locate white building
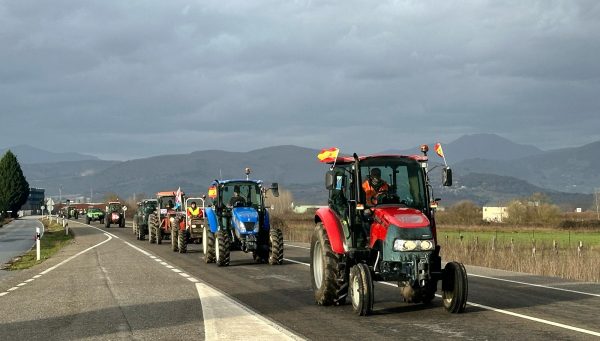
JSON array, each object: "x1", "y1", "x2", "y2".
[{"x1": 483, "y1": 206, "x2": 507, "y2": 222}]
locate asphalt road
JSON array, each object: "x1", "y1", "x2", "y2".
[
  {"x1": 1, "y1": 218, "x2": 599, "y2": 340},
  {"x1": 0, "y1": 217, "x2": 42, "y2": 275}
]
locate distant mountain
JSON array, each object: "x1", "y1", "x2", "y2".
[
  {"x1": 0, "y1": 145, "x2": 100, "y2": 164},
  {"x1": 454, "y1": 140, "x2": 600, "y2": 194},
  {"x1": 23, "y1": 145, "x2": 329, "y2": 204},
  {"x1": 383, "y1": 133, "x2": 543, "y2": 163},
  {"x1": 438, "y1": 172, "x2": 593, "y2": 210},
  {"x1": 20, "y1": 138, "x2": 599, "y2": 208}
]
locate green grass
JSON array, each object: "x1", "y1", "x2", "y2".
[
  {"x1": 437, "y1": 229, "x2": 600, "y2": 248},
  {"x1": 6, "y1": 219, "x2": 74, "y2": 270}
]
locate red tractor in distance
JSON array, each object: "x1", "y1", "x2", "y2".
[
  {"x1": 311, "y1": 145, "x2": 468, "y2": 316},
  {"x1": 148, "y1": 190, "x2": 186, "y2": 246}
]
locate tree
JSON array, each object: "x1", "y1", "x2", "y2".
[{"x1": 0, "y1": 151, "x2": 30, "y2": 218}]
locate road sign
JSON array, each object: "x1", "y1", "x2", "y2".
[
  {"x1": 123, "y1": 206, "x2": 128, "y2": 211},
  {"x1": 41, "y1": 206, "x2": 46, "y2": 210},
  {"x1": 46, "y1": 198, "x2": 55, "y2": 206}
]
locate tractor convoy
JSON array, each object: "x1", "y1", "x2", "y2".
[{"x1": 68, "y1": 143, "x2": 467, "y2": 318}]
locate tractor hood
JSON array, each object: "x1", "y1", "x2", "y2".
[
  {"x1": 232, "y1": 207, "x2": 259, "y2": 223},
  {"x1": 373, "y1": 206, "x2": 430, "y2": 229}
]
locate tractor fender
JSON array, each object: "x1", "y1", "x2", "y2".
[
  {"x1": 315, "y1": 207, "x2": 345, "y2": 254},
  {"x1": 204, "y1": 207, "x2": 219, "y2": 233}
]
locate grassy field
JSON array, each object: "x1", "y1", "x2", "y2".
[
  {"x1": 276, "y1": 213, "x2": 600, "y2": 282},
  {"x1": 6, "y1": 218, "x2": 74, "y2": 270}
]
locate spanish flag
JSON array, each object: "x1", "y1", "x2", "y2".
[
  {"x1": 208, "y1": 186, "x2": 217, "y2": 198},
  {"x1": 317, "y1": 147, "x2": 339, "y2": 163},
  {"x1": 434, "y1": 143, "x2": 444, "y2": 158}
]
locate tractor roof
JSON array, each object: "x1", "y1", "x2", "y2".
[
  {"x1": 156, "y1": 191, "x2": 185, "y2": 197},
  {"x1": 330, "y1": 154, "x2": 427, "y2": 165},
  {"x1": 212, "y1": 179, "x2": 263, "y2": 186}
]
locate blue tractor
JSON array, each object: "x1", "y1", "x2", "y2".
[{"x1": 203, "y1": 171, "x2": 283, "y2": 267}]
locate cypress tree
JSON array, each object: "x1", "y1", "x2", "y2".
[{"x1": 0, "y1": 150, "x2": 30, "y2": 218}]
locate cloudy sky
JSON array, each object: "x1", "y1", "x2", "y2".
[{"x1": 1, "y1": 0, "x2": 599, "y2": 160}]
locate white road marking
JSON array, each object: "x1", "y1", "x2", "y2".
[
  {"x1": 154, "y1": 258, "x2": 162, "y2": 262},
  {"x1": 195, "y1": 282, "x2": 305, "y2": 340},
  {"x1": 284, "y1": 258, "x2": 309, "y2": 266},
  {"x1": 187, "y1": 278, "x2": 199, "y2": 283},
  {"x1": 179, "y1": 273, "x2": 190, "y2": 278},
  {"x1": 33, "y1": 275, "x2": 42, "y2": 278},
  {"x1": 0, "y1": 292, "x2": 8, "y2": 297},
  {"x1": 7, "y1": 287, "x2": 18, "y2": 291},
  {"x1": 166, "y1": 265, "x2": 174, "y2": 269},
  {"x1": 40, "y1": 233, "x2": 112, "y2": 275},
  {"x1": 284, "y1": 243, "x2": 310, "y2": 250},
  {"x1": 160, "y1": 262, "x2": 168, "y2": 265},
  {"x1": 469, "y1": 274, "x2": 600, "y2": 298},
  {"x1": 171, "y1": 268, "x2": 182, "y2": 273},
  {"x1": 25, "y1": 279, "x2": 35, "y2": 283},
  {"x1": 288, "y1": 257, "x2": 600, "y2": 337},
  {"x1": 17, "y1": 283, "x2": 26, "y2": 287}
]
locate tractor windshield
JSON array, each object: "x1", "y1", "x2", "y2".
[
  {"x1": 108, "y1": 203, "x2": 121, "y2": 212},
  {"x1": 158, "y1": 196, "x2": 181, "y2": 211},
  {"x1": 360, "y1": 158, "x2": 426, "y2": 209},
  {"x1": 221, "y1": 182, "x2": 262, "y2": 208}
]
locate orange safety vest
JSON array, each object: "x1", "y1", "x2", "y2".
[
  {"x1": 187, "y1": 207, "x2": 202, "y2": 217},
  {"x1": 362, "y1": 179, "x2": 389, "y2": 205}
]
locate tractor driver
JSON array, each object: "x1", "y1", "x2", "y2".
[
  {"x1": 187, "y1": 201, "x2": 203, "y2": 218},
  {"x1": 362, "y1": 167, "x2": 389, "y2": 206},
  {"x1": 228, "y1": 186, "x2": 246, "y2": 207}
]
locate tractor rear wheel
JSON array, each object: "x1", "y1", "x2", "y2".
[
  {"x1": 203, "y1": 226, "x2": 216, "y2": 263},
  {"x1": 442, "y1": 262, "x2": 468, "y2": 313},
  {"x1": 86, "y1": 217, "x2": 90, "y2": 225},
  {"x1": 171, "y1": 222, "x2": 179, "y2": 252},
  {"x1": 156, "y1": 222, "x2": 163, "y2": 244},
  {"x1": 215, "y1": 231, "x2": 231, "y2": 267},
  {"x1": 120, "y1": 216, "x2": 125, "y2": 228},
  {"x1": 349, "y1": 263, "x2": 374, "y2": 316},
  {"x1": 311, "y1": 223, "x2": 346, "y2": 306},
  {"x1": 268, "y1": 228, "x2": 284, "y2": 265},
  {"x1": 105, "y1": 218, "x2": 110, "y2": 228},
  {"x1": 149, "y1": 214, "x2": 157, "y2": 244},
  {"x1": 178, "y1": 229, "x2": 187, "y2": 253}
]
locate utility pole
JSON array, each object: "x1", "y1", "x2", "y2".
[
  {"x1": 59, "y1": 184, "x2": 63, "y2": 203},
  {"x1": 594, "y1": 188, "x2": 600, "y2": 220}
]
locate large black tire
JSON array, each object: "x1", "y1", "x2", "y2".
[
  {"x1": 149, "y1": 214, "x2": 157, "y2": 244},
  {"x1": 203, "y1": 226, "x2": 216, "y2": 263},
  {"x1": 215, "y1": 230, "x2": 231, "y2": 267},
  {"x1": 310, "y1": 223, "x2": 347, "y2": 306},
  {"x1": 349, "y1": 263, "x2": 374, "y2": 316},
  {"x1": 268, "y1": 228, "x2": 284, "y2": 265},
  {"x1": 442, "y1": 262, "x2": 468, "y2": 313},
  {"x1": 171, "y1": 223, "x2": 179, "y2": 252},
  {"x1": 120, "y1": 216, "x2": 125, "y2": 228},
  {"x1": 105, "y1": 218, "x2": 110, "y2": 228},
  {"x1": 138, "y1": 224, "x2": 146, "y2": 241},
  {"x1": 178, "y1": 229, "x2": 187, "y2": 254},
  {"x1": 86, "y1": 217, "x2": 90, "y2": 225}
]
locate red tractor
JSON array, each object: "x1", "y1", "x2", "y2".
[
  {"x1": 148, "y1": 190, "x2": 186, "y2": 246},
  {"x1": 311, "y1": 146, "x2": 467, "y2": 315}
]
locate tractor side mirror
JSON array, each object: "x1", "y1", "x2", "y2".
[
  {"x1": 271, "y1": 183, "x2": 279, "y2": 197},
  {"x1": 443, "y1": 167, "x2": 452, "y2": 187}
]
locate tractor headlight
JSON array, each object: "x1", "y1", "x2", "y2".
[
  {"x1": 420, "y1": 240, "x2": 434, "y2": 251},
  {"x1": 393, "y1": 239, "x2": 434, "y2": 252},
  {"x1": 238, "y1": 221, "x2": 246, "y2": 232},
  {"x1": 169, "y1": 217, "x2": 175, "y2": 223}
]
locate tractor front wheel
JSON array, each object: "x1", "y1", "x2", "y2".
[
  {"x1": 171, "y1": 222, "x2": 179, "y2": 252},
  {"x1": 203, "y1": 226, "x2": 215, "y2": 263},
  {"x1": 268, "y1": 228, "x2": 284, "y2": 265},
  {"x1": 86, "y1": 217, "x2": 90, "y2": 225},
  {"x1": 138, "y1": 224, "x2": 146, "y2": 241},
  {"x1": 310, "y1": 223, "x2": 346, "y2": 306},
  {"x1": 442, "y1": 261, "x2": 468, "y2": 313},
  {"x1": 215, "y1": 231, "x2": 231, "y2": 267},
  {"x1": 178, "y1": 229, "x2": 187, "y2": 253},
  {"x1": 349, "y1": 263, "x2": 374, "y2": 316}
]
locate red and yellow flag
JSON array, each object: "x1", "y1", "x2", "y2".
[
  {"x1": 317, "y1": 147, "x2": 339, "y2": 163},
  {"x1": 207, "y1": 186, "x2": 217, "y2": 198},
  {"x1": 434, "y1": 143, "x2": 444, "y2": 158}
]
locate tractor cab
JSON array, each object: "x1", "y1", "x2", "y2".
[{"x1": 148, "y1": 190, "x2": 186, "y2": 245}]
